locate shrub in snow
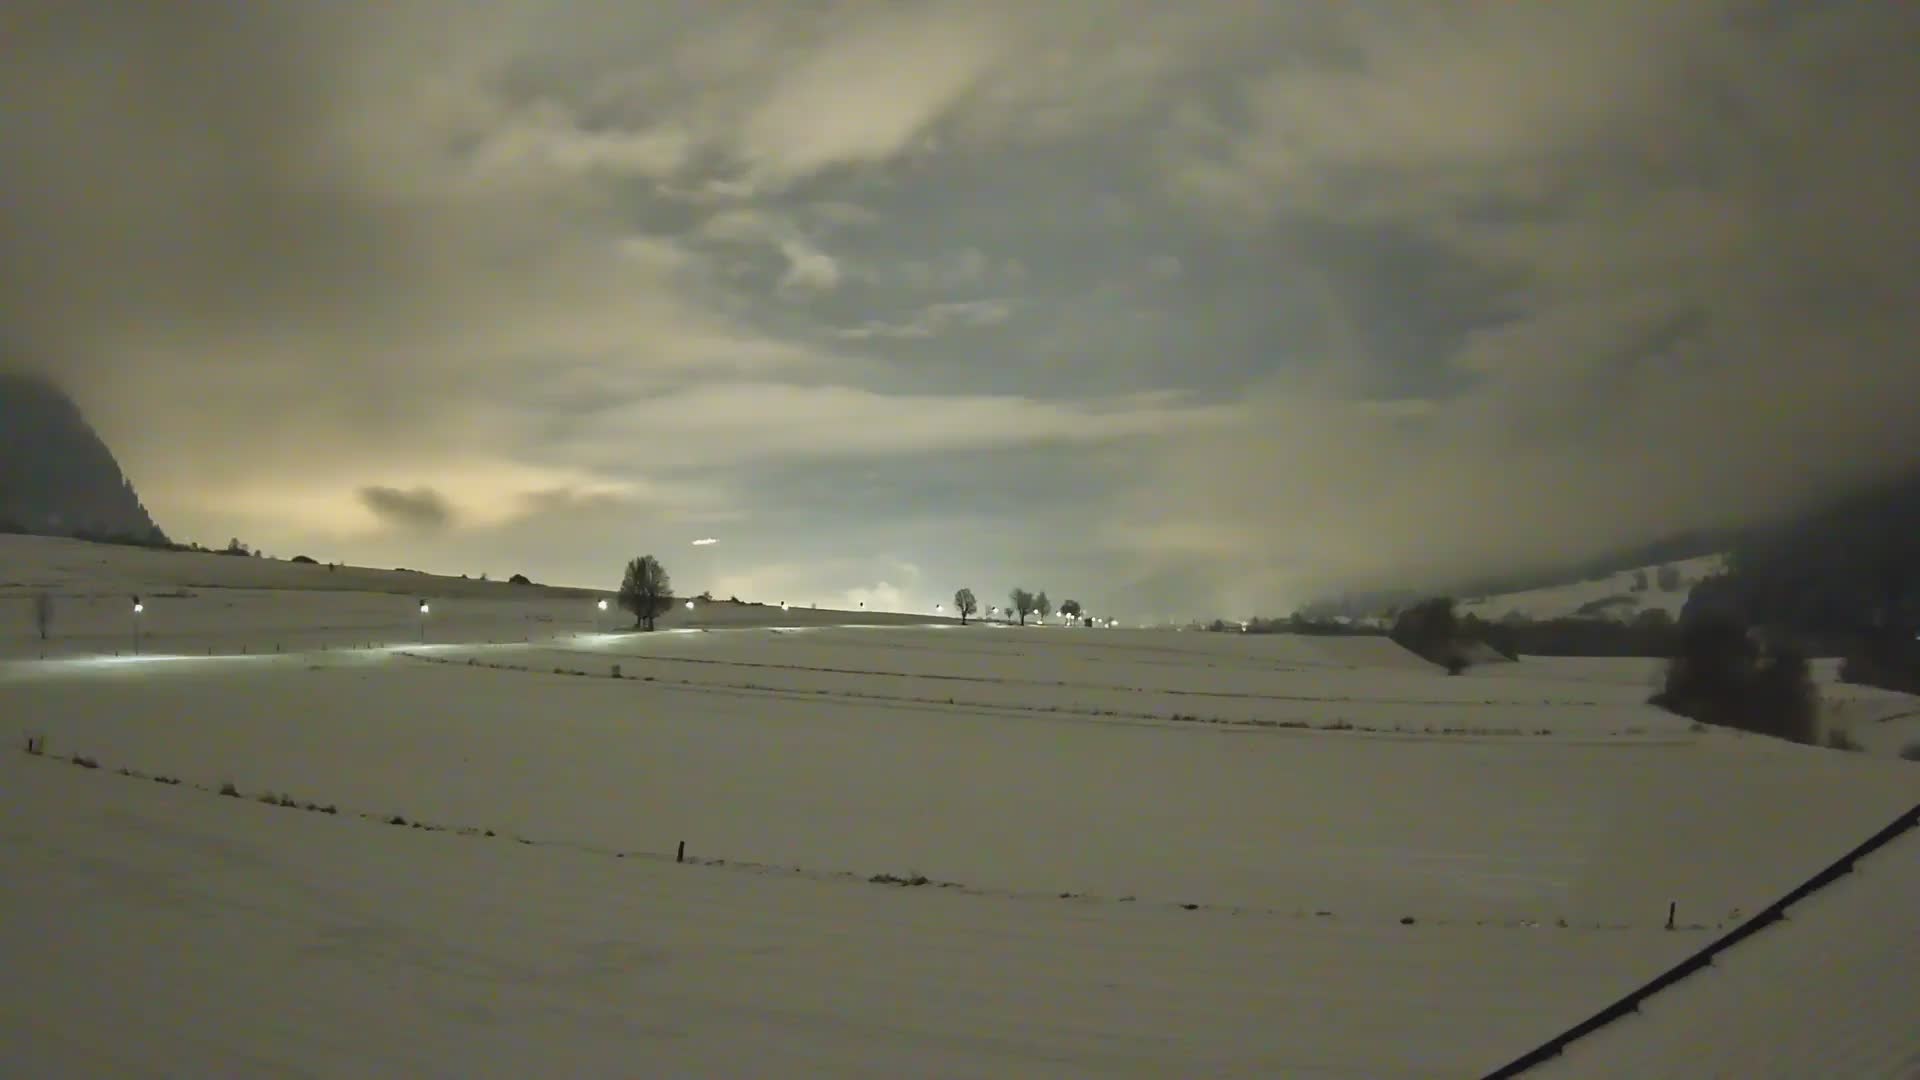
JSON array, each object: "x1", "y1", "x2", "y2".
[
  {"x1": 1650, "y1": 617, "x2": 1817, "y2": 744},
  {"x1": 1392, "y1": 597, "x2": 1475, "y2": 672},
  {"x1": 870, "y1": 872, "x2": 930, "y2": 887}
]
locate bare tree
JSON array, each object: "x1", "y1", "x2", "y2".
[
  {"x1": 953, "y1": 587, "x2": 978, "y2": 624},
  {"x1": 619, "y1": 555, "x2": 673, "y2": 631},
  {"x1": 33, "y1": 592, "x2": 53, "y2": 640},
  {"x1": 1008, "y1": 587, "x2": 1034, "y2": 626}
]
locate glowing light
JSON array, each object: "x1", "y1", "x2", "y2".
[{"x1": 61, "y1": 652, "x2": 272, "y2": 667}]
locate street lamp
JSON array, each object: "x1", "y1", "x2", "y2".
[{"x1": 131, "y1": 596, "x2": 143, "y2": 655}]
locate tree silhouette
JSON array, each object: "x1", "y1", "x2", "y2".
[
  {"x1": 1008, "y1": 587, "x2": 1034, "y2": 626},
  {"x1": 619, "y1": 555, "x2": 673, "y2": 631}
]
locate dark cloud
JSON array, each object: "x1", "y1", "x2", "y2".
[
  {"x1": 3, "y1": 2, "x2": 1916, "y2": 619},
  {"x1": 360, "y1": 487, "x2": 456, "y2": 532}
]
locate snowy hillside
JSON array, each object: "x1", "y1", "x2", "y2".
[
  {"x1": 1461, "y1": 554, "x2": 1728, "y2": 623},
  {"x1": 3, "y1": 537, "x2": 1915, "y2": 1076}
]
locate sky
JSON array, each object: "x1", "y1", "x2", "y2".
[{"x1": 3, "y1": 2, "x2": 1918, "y2": 622}]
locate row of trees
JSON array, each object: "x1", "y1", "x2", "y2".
[
  {"x1": 614, "y1": 554, "x2": 1097, "y2": 633},
  {"x1": 1676, "y1": 472, "x2": 1919, "y2": 693},
  {"x1": 951, "y1": 587, "x2": 1084, "y2": 626},
  {"x1": 1382, "y1": 592, "x2": 1821, "y2": 742},
  {"x1": 1384, "y1": 599, "x2": 1689, "y2": 667}
]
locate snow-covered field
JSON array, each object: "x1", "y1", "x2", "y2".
[
  {"x1": 1534, "y1": 815, "x2": 1920, "y2": 1079},
  {"x1": 3, "y1": 536, "x2": 1916, "y2": 1077}
]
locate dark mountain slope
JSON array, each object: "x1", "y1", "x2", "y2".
[{"x1": 0, "y1": 372, "x2": 168, "y2": 544}]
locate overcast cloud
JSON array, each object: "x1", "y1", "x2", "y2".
[{"x1": 3, "y1": 2, "x2": 1916, "y2": 619}]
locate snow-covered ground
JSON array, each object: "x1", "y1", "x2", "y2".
[
  {"x1": 1531, "y1": 818, "x2": 1920, "y2": 1079},
  {"x1": 1460, "y1": 554, "x2": 1726, "y2": 624},
  {"x1": 3, "y1": 535, "x2": 1915, "y2": 1076},
  {"x1": 0, "y1": 533, "x2": 957, "y2": 660}
]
